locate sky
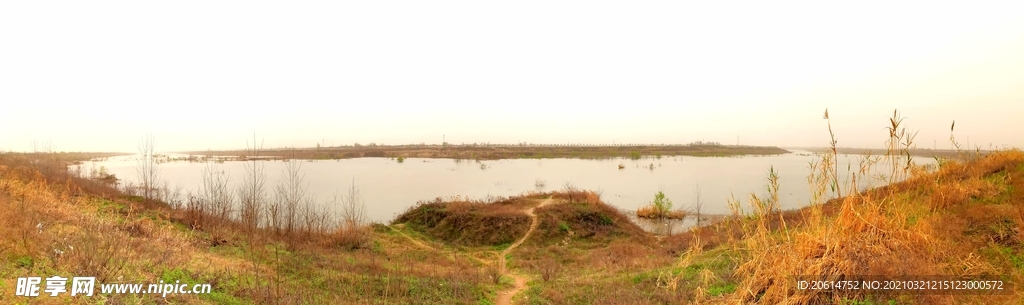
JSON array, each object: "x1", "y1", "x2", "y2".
[{"x1": 1, "y1": 1, "x2": 1022, "y2": 153}]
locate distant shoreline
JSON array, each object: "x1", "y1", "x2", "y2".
[
  {"x1": 788, "y1": 147, "x2": 992, "y2": 158},
  {"x1": 9, "y1": 145, "x2": 997, "y2": 162},
  {"x1": 177, "y1": 144, "x2": 791, "y2": 160}
]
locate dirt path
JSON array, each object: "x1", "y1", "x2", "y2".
[
  {"x1": 388, "y1": 224, "x2": 492, "y2": 265},
  {"x1": 389, "y1": 198, "x2": 556, "y2": 305},
  {"x1": 389, "y1": 224, "x2": 437, "y2": 252},
  {"x1": 496, "y1": 197, "x2": 555, "y2": 305}
]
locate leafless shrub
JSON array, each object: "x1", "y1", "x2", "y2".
[
  {"x1": 169, "y1": 184, "x2": 184, "y2": 209},
  {"x1": 322, "y1": 180, "x2": 370, "y2": 249},
  {"x1": 184, "y1": 192, "x2": 206, "y2": 230},
  {"x1": 136, "y1": 134, "x2": 161, "y2": 200},
  {"x1": 267, "y1": 200, "x2": 283, "y2": 235},
  {"x1": 537, "y1": 256, "x2": 561, "y2": 282},
  {"x1": 301, "y1": 198, "x2": 331, "y2": 236},
  {"x1": 562, "y1": 182, "x2": 581, "y2": 203},
  {"x1": 325, "y1": 225, "x2": 370, "y2": 250},
  {"x1": 30, "y1": 140, "x2": 65, "y2": 182},
  {"x1": 119, "y1": 181, "x2": 140, "y2": 197},
  {"x1": 68, "y1": 218, "x2": 131, "y2": 282}
]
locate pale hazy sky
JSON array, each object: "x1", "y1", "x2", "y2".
[{"x1": 2, "y1": 1, "x2": 1022, "y2": 153}]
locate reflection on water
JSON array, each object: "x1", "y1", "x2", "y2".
[
  {"x1": 630, "y1": 215, "x2": 692, "y2": 236},
  {"x1": 79, "y1": 151, "x2": 934, "y2": 233},
  {"x1": 627, "y1": 213, "x2": 730, "y2": 235}
]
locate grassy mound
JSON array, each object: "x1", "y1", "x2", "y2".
[
  {"x1": 530, "y1": 189, "x2": 653, "y2": 247},
  {"x1": 392, "y1": 196, "x2": 534, "y2": 247}
]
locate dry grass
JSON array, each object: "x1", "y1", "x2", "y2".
[
  {"x1": 0, "y1": 153, "x2": 494, "y2": 304},
  {"x1": 636, "y1": 205, "x2": 686, "y2": 220},
  {"x1": 0, "y1": 154, "x2": 222, "y2": 303},
  {"x1": 704, "y1": 110, "x2": 1024, "y2": 304}
]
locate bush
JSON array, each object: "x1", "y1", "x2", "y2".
[
  {"x1": 653, "y1": 191, "x2": 672, "y2": 215},
  {"x1": 326, "y1": 226, "x2": 371, "y2": 250},
  {"x1": 637, "y1": 191, "x2": 685, "y2": 219}
]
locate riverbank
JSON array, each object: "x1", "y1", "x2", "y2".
[{"x1": 790, "y1": 147, "x2": 992, "y2": 159}]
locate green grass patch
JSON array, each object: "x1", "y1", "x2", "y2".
[
  {"x1": 15, "y1": 255, "x2": 33, "y2": 268},
  {"x1": 201, "y1": 291, "x2": 245, "y2": 305},
  {"x1": 492, "y1": 242, "x2": 512, "y2": 251},
  {"x1": 121, "y1": 195, "x2": 145, "y2": 203},
  {"x1": 477, "y1": 296, "x2": 495, "y2": 305},
  {"x1": 371, "y1": 240, "x2": 384, "y2": 254},
  {"x1": 521, "y1": 283, "x2": 548, "y2": 305},
  {"x1": 631, "y1": 269, "x2": 661, "y2": 284},
  {"x1": 208, "y1": 244, "x2": 246, "y2": 258},
  {"x1": 160, "y1": 267, "x2": 199, "y2": 285},
  {"x1": 499, "y1": 275, "x2": 514, "y2": 286},
  {"x1": 96, "y1": 198, "x2": 127, "y2": 213},
  {"x1": 170, "y1": 220, "x2": 193, "y2": 233},
  {"x1": 980, "y1": 171, "x2": 1013, "y2": 204},
  {"x1": 708, "y1": 282, "x2": 736, "y2": 296},
  {"x1": 980, "y1": 244, "x2": 1024, "y2": 272}
]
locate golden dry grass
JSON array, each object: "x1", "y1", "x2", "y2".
[
  {"x1": 0, "y1": 154, "x2": 250, "y2": 304},
  {"x1": 699, "y1": 110, "x2": 1024, "y2": 304},
  {"x1": 636, "y1": 205, "x2": 686, "y2": 220}
]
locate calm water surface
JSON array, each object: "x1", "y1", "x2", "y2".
[{"x1": 80, "y1": 151, "x2": 934, "y2": 232}]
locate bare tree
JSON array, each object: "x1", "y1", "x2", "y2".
[
  {"x1": 692, "y1": 183, "x2": 703, "y2": 227},
  {"x1": 274, "y1": 159, "x2": 308, "y2": 236},
  {"x1": 237, "y1": 134, "x2": 267, "y2": 232},
  {"x1": 236, "y1": 133, "x2": 268, "y2": 299},
  {"x1": 200, "y1": 162, "x2": 234, "y2": 223},
  {"x1": 164, "y1": 184, "x2": 185, "y2": 210},
  {"x1": 30, "y1": 139, "x2": 66, "y2": 181},
  {"x1": 32, "y1": 139, "x2": 53, "y2": 154},
  {"x1": 136, "y1": 134, "x2": 161, "y2": 200},
  {"x1": 337, "y1": 178, "x2": 366, "y2": 230},
  {"x1": 301, "y1": 196, "x2": 330, "y2": 236},
  {"x1": 267, "y1": 195, "x2": 283, "y2": 235}
]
